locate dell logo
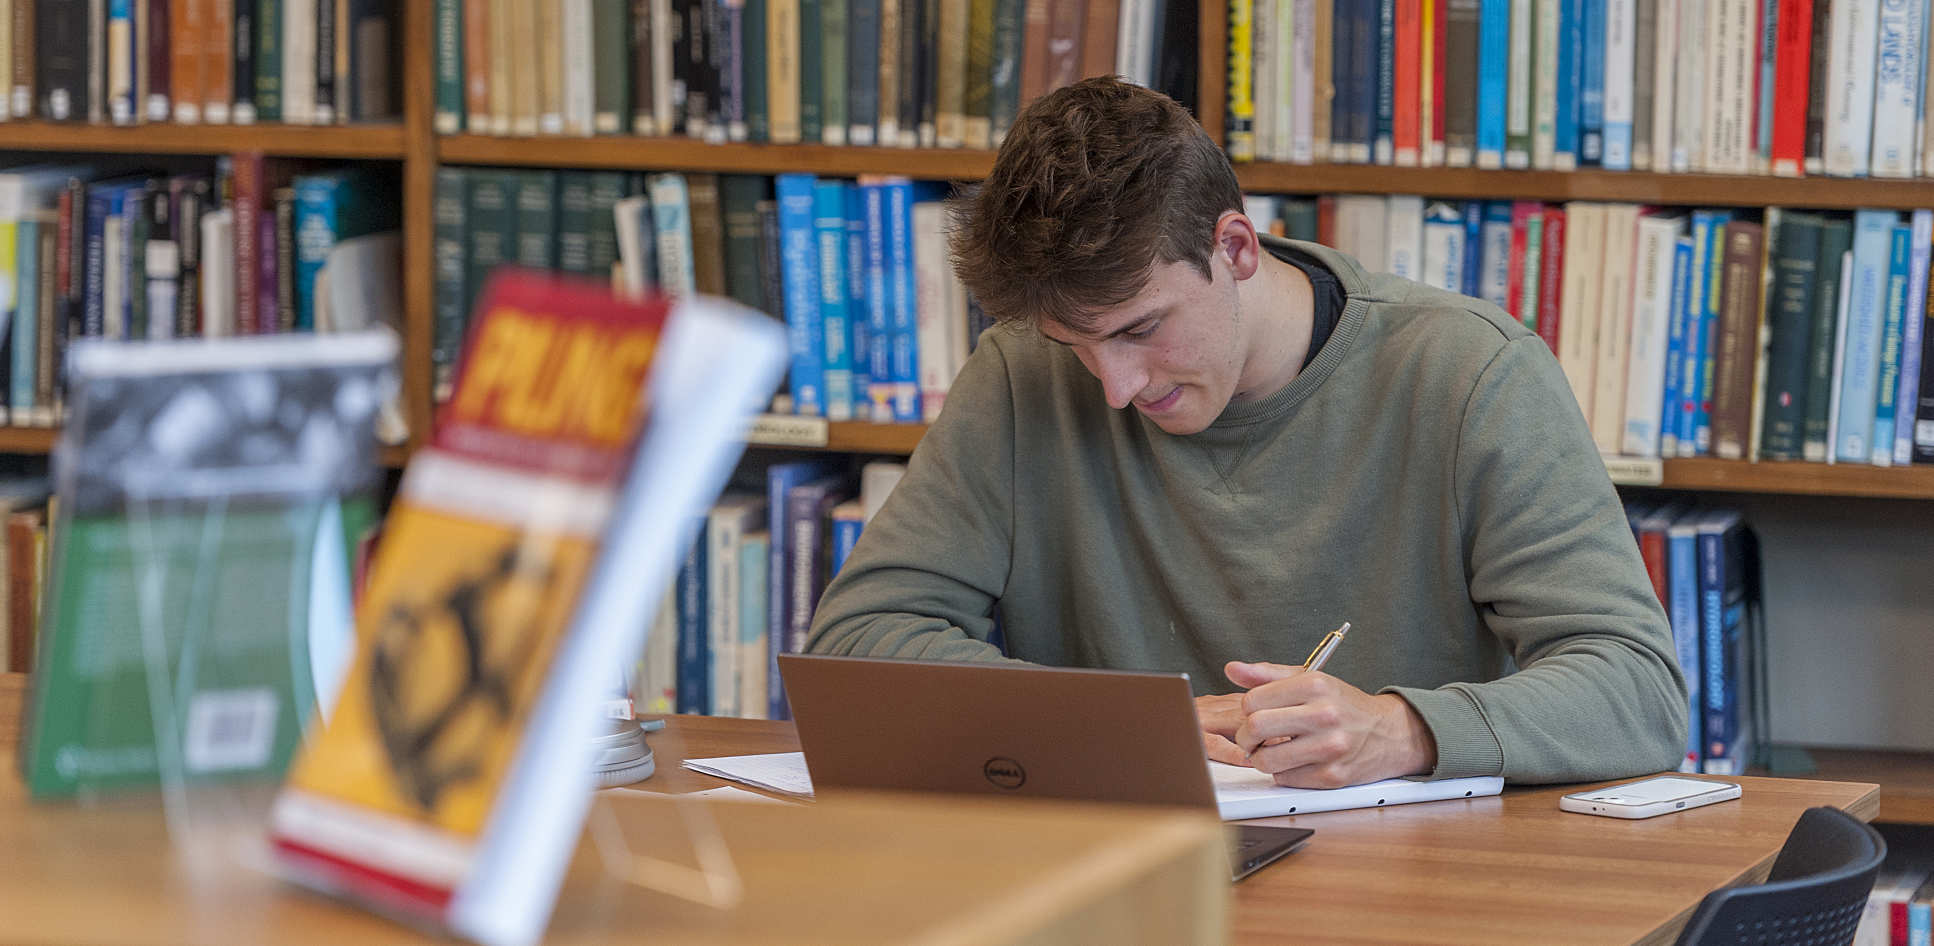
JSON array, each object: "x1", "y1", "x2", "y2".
[{"x1": 983, "y1": 757, "x2": 1027, "y2": 790}]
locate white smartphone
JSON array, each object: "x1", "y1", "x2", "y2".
[{"x1": 1559, "y1": 776, "x2": 1743, "y2": 819}]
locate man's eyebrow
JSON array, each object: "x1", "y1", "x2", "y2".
[{"x1": 1041, "y1": 308, "x2": 1167, "y2": 346}]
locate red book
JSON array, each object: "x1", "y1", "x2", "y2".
[
  {"x1": 1429, "y1": 0, "x2": 1448, "y2": 164},
  {"x1": 1536, "y1": 206, "x2": 1567, "y2": 356},
  {"x1": 1316, "y1": 195, "x2": 1337, "y2": 247},
  {"x1": 1506, "y1": 202, "x2": 1536, "y2": 322},
  {"x1": 1771, "y1": 0, "x2": 1815, "y2": 176},
  {"x1": 1394, "y1": 0, "x2": 1422, "y2": 165}
]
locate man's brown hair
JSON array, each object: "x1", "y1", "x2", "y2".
[{"x1": 949, "y1": 77, "x2": 1244, "y2": 330}]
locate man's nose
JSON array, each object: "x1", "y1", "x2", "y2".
[{"x1": 1090, "y1": 346, "x2": 1148, "y2": 411}]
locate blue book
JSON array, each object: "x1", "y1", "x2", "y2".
[
  {"x1": 1677, "y1": 211, "x2": 1724, "y2": 454},
  {"x1": 812, "y1": 180, "x2": 856, "y2": 420},
  {"x1": 1475, "y1": 0, "x2": 1511, "y2": 166},
  {"x1": 1374, "y1": 0, "x2": 1397, "y2": 163},
  {"x1": 1555, "y1": 0, "x2": 1581, "y2": 165},
  {"x1": 1690, "y1": 216, "x2": 1731, "y2": 454},
  {"x1": 1872, "y1": 223, "x2": 1912, "y2": 464},
  {"x1": 1601, "y1": 0, "x2": 1632, "y2": 169},
  {"x1": 1836, "y1": 210, "x2": 1898, "y2": 463},
  {"x1": 13, "y1": 218, "x2": 39, "y2": 416},
  {"x1": 784, "y1": 473, "x2": 854, "y2": 673},
  {"x1": 1578, "y1": 0, "x2": 1605, "y2": 165},
  {"x1": 1696, "y1": 509, "x2": 1752, "y2": 777},
  {"x1": 1895, "y1": 210, "x2": 1932, "y2": 464},
  {"x1": 844, "y1": 183, "x2": 872, "y2": 418},
  {"x1": 861, "y1": 179, "x2": 891, "y2": 418},
  {"x1": 884, "y1": 178, "x2": 920, "y2": 422},
  {"x1": 775, "y1": 173, "x2": 826, "y2": 417},
  {"x1": 1658, "y1": 235, "x2": 1695, "y2": 458},
  {"x1": 765, "y1": 460, "x2": 838, "y2": 720},
  {"x1": 676, "y1": 517, "x2": 711, "y2": 715},
  {"x1": 1478, "y1": 201, "x2": 1514, "y2": 310},
  {"x1": 1460, "y1": 201, "x2": 1486, "y2": 298},
  {"x1": 1423, "y1": 202, "x2": 1466, "y2": 290},
  {"x1": 1652, "y1": 504, "x2": 1700, "y2": 773},
  {"x1": 293, "y1": 169, "x2": 401, "y2": 332},
  {"x1": 81, "y1": 182, "x2": 125, "y2": 340},
  {"x1": 830, "y1": 502, "x2": 864, "y2": 576},
  {"x1": 1330, "y1": 0, "x2": 1355, "y2": 160},
  {"x1": 1756, "y1": 0, "x2": 1778, "y2": 166}
]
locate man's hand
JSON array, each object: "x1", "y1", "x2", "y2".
[
  {"x1": 1193, "y1": 692, "x2": 1251, "y2": 767},
  {"x1": 1224, "y1": 661, "x2": 1438, "y2": 789}
]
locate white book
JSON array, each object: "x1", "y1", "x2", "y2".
[
  {"x1": 1824, "y1": 0, "x2": 1882, "y2": 176},
  {"x1": 1602, "y1": 0, "x2": 1637, "y2": 169},
  {"x1": 860, "y1": 461, "x2": 907, "y2": 521},
  {"x1": 562, "y1": 0, "x2": 596, "y2": 137},
  {"x1": 1384, "y1": 196, "x2": 1425, "y2": 281},
  {"x1": 198, "y1": 209, "x2": 236, "y2": 338},
  {"x1": 1254, "y1": 0, "x2": 1277, "y2": 161},
  {"x1": 1623, "y1": 213, "x2": 1685, "y2": 457},
  {"x1": 1593, "y1": 204, "x2": 1640, "y2": 452},
  {"x1": 1869, "y1": 0, "x2": 1925, "y2": 177},
  {"x1": 1339, "y1": 196, "x2": 1388, "y2": 273},
  {"x1": 1506, "y1": 0, "x2": 1535, "y2": 168},
  {"x1": 1651, "y1": 0, "x2": 1679, "y2": 173},
  {"x1": 1836, "y1": 210, "x2": 1896, "y2": 462},
  {"x1": 102, "y1": 215, "x2": 126, "y2": 339},
  {"x1": 1923, "y1": 12, "x2": 1934, "y2": 176},
  {"x1": 1290, "y1": 0, "x2": 1316, "y2": 162},
  {"x1": 1673, "y1": 0, "x2": 1705, "y2": 171},
  {"x1": 284, "y1": 0, "x2": 319, "y2": 125},
  {"x1": 1117, "y1": 0, "x2": 1158, "y2": 86},
  {"x1": 1274, "y1": 0, "x2": 1295, "y2": 160},
  {"x1": 708, "y1": 496, "x2": 766, "y2": 719},
  {"x1": 1244, "y1": 195, "x2": 1281, "y2": 232},
  {"x1": 647, "y1": 174, "x2": 695, "y2": 297},
  {"x1": 612, "y1": 196, "x2": 653, "y2": 296},
  {"x1": 1533, "y1": 0, "x2": 1561, "y2": 169},
  {"x1": 1558, "y1": 203, "x2": 1605, "y2": 425},
  {"x1": 913, "y1": 201, "x2": 957, "y2": 421},
  {"x1": 1421, "y1": 202, "x2": 1468, "y2": 292},
  {"x1": 1700, "y1": 0, "x2": 1739, "y2": 173}
]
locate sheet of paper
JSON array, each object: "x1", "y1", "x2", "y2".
[{"x1": 682, "y1": 752, "x2": 816, "y2": 797}]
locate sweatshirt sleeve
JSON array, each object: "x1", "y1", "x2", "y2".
[
  {"x1": 804, "y1": 334, "x2": 1022, "y2": 663},
  {"x1": 1388, "y1": 335, "x2": 1689, "y2": 784}
]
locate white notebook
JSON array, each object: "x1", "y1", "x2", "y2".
[{"x1": 685, "y1": 752, "x2": 1505, "y2": 821}]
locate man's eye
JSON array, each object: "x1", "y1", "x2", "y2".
[{"x1": 1125, "y1": 321, "x2": 1160, "y2": 339}]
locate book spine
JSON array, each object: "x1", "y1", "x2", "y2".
[
  {"x1": 1822, "y1": 0, "x2": 1878, "y2": 176},
  {"x1": 1395, "y1": 0, "x2": 1421, "y2": 164},
  {"x1": 232, "y1": 0, "x2": 256, "y2": 122},
  {"x1": 740, "y1": 0, "x2": 765, "y2": 139},
  {"x1": 1622, "y1": 216, "x2": 1674, "y2": 457},
  {"x1": 877, "y1": 0, "x2": 901, "y2": 143},
  {"x1": 1804, "y1": 218, "x2": 1853, "y2": 459},
  {"x1": 1227, "y1": 0, "x2": 1254, "y2": 158},
  {"x1": 1754, "y1": 0, "x2": 1777, "y2": 170},
  {"x1": 431, "y1": 168, "x2": 466, "y2": 401},
  {"x1": 555, "y1": 172, "x2": 593, "y2": 276},
  {"x1": 12, "y1": 218, "x2": 38, "y2": 415},
  {"x1": 585, "y1": 171, "x2": 625, "y2": 280},
  {"x1": 1771, "y1": 0, "x2": 1815, "y2": 174},
  {"x1": 1895, "y1": 210, "x2": 1930, "y2": 463},
  {"x1": 860, "y1": 179, "x2": 889, "y2": 414},
  {"x1": 1630, "y1": 0, "x2": 1655, "y2": 168},
  {"x1": 9, "y1": 0, "x2": 31, "y2": 116},
  {"x1": 676, "y1": 521, "x2": 710, "y2": 715},
  {"x1": 1690, "y1": 213, "x2": 1730, "y2": 454},
  {"x1": 1579, "y1": 0, "x2": 1604, "y2": 163},
  {"x1": 1591, "y1": 205, "x2": 1635, "y2": 451},
  {"x1": 1870, "y1": 221, "x2": 1910, "y2": 464},
  {"x1": 1350, "y1": 0, "x2": 1377, "y2": 160},
  {"x1": 1658, "y1": 234, "x2": 1693, "y2": 456},
  {"x1": 1697, "y1": 521, "x2": 1747, "y2": 776},
  {"x1": 1442, "y1": 0, "x2": 1478, "y2": 164},
  {"x1": 1536, "y1": 204, "x2": 1566, "y2": 355},
  {"x1": 775, "y1": 173, "x2": 824, "y2": 416},
  {"x1": 782, "y1": 486, "x2": 823, "y2": 662},
  {"x1": 1477, "y1": 200, "x2": 1512, "y2": 311},
  {"x1": 266, "y1": 190, "x2": 287, "y2": 333},
  {"x1": 849, "y1": 0, "x2": 881, "y2": 144},
  {"x1": 768, "y1": 0, "x2": 801, "y2": 141},
  {"x1": 1506, "y1": 201, "x2": 1532, "y2": 322},
  {"x1": 1311, "y1": 0, "x2": 1333, "y2": 158},
  {"x1": 1603, "y1": 0, "x2": 1635, "y2": 168},
  {"x1": 884, "y1": 178, "x2": 919, "y2": 421},
  {"x1": 813, "y1": 180, "x2": 854, "y2": 420},
  {"x1": 1475, "y1": 0, "x2": 1508, "y2": 166},
  {"x1": 1375, "y1": 0, "x2": 1397, "y2": 163},
  {"x1": 432, "y1": 0, "x2": 461, "y2": 130},
  {"x1": 648, "y1": 172, "x2": 694, "y2": 292},
  {"x1": 1868, "y1": 0, "x2": 1921, "y2": 177},
  {"x1": 1710, "y1": 220, "x2": 1766, "y2": 460},
  {"x1": 907, "y1": 0, "x2": 932, "y2": 145},
  {"x1": 463, "y1": 171, "x2": 512, "y2": 321},
  {"x1": 1803, "y1": 0, "x2": 1830, "y2": 171},
  {"x1": 843, "y1": 185, "x2": 870, "y2": 407},
  {"x1": 1760, "y1": 214, "x2": 1821, "y2": 460},
  {"x1": 509, "y1": 170, "x2": 559, "y2": 271},
  {"x1": 720, "y1": 175, "x2": 768, "y2": 312},
  {"x1": 1834, "y1": 209, "x2": 1894, "y2": 461},
  {"x1": 463, "y1": 0, "x2": 489, "y2": 130},
  {"x1": 1531, "y1": 0, "x2": 1558, "y2": 167}
]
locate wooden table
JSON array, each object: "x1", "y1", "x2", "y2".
[{"x1": 650, "y1": 715, "x2": 1879, "y2": 946}]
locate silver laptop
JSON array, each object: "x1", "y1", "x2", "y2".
[{"x1": 777, "y1": 653, "x2": 1313, "y2": 881}]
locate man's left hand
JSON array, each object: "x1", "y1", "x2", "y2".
[{"x1": 1225, "y1": 661, "x2": 1438, "y2": 789}]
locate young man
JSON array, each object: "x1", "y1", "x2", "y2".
[{"x1": 806, "y1": 77, "x2": 1686, "y2": 788}]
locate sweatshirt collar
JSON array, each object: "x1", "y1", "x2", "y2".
[{"x1": 1207, "y1": 237, "x2": 1372, "y2": 429}]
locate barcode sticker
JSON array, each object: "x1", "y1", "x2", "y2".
[{"x1": 184, "y1": 688, "x2": 279, "y2": 774}]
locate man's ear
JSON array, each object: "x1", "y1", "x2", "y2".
[{"x1": 1215, "y1": 210, "x2": 1264, "y2": 282}]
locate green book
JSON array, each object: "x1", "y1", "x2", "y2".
[
  {"x1": 587, "y1": 172, "x2": 629, "y2": 280},
  {"x1": 1760, "y1": 212, "x2": 1823, "y2": 461},
  {"x1": 19, "y1": 339, "x2": 391, "y2": 800},
  {"x1": 800, "y1": 0, "x2": 823, "y2": 140},
  {"x1": 1802, "y1": 216, "x2": 1854, "y2": 461},
  {"x1": 720, "y1": 175, "x2": 768, "y2": 313},
  {"x1": 743, "y1": 0, "x2": 770, "y2": 141},
  {"x1": 962, "y1": 0, "x2": 994, "y2": 148},
  {"x1": 432, "y1": 167, "x2": 469, "y2": 400},
  {"x1": 433, "y1": 0, "x2": 461, "y2": 131},
  {"x1": 592, "y1": 0, "x2": 631, "y2": 133},
  {"x1": 557, "y1": 172, "x2": 595, "y2": 276},
  {"x1": 257, "y1": 0, "x2": 285, "y2": 122},
  {"x1": 513, "y1": 170, "x2": 560, "y2": 271},
  {"x1": 127, "y1": 182, "x2": 152, "y2": 341},
  {"x1": 465, "y1": 171, "x2": 518, "y2": 319},
  {"x1": 822, "y1": 0, "x2": 848, "y2": 143}
]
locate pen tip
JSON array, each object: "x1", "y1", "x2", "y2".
[{"x1": 1337, "y1": 622, "x2": 1351, "y2": 636}]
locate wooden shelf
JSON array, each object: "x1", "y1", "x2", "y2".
[
  {"x1": 1755, "y1": 748, "x2": 1934, "y2": 825},
  {"x1": 437, "y1": 135, "x2": 996, "y2": 179},
  {"x1": 1645, "y1": 458, "x2": 1934, "y2": 500},
  {"x1": 1234, "y1": 163, "x2": 1934, "y2": 211},
  {"x1": 744, "y1": 414, "x2": 929, "y2": 454},
  {"x1": 0, "y1": 428, "x2": 56, "y2": 453},
  {"x1": 0, "y1": 121, "x2": 407, "y2": 159}
]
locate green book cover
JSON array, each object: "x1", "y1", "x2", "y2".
[
  {"x1": 1801, "y1": 217, "x2": 1854, "y2": 461},
  {"x1": 465, "y1": 171, "x2": 518, "y2": 321},
  {"x1": 720, "y1": 174, "x2": 768, "y2": 313},
  {"x1": 256, "y1": 0, "x2": 283, "y2": 121},
  {"x1": 1760, "y1": 212, "x2": 1822, "y2": 461},
  {"x1": 513, "y1": 170, "x2": 560, "y2": 271},
  {"x1": 19, "y1": 339, "x2": 392, "y2": 799},
  {"x1": 821, "y1": 0, "x2": 848, "y2": 143},
  {"x1": 800, "y1": 0, "x2": 824, "y2": 140},
  {"x1": 962, "y1": 0, "x2": 995, "y2": 148},
  {"x1": 432, "y1": 167, "x2": 469, "y2": 400},
  {"x1": 592, "y1": 0, "x2": 631, "y2": 133},
  {"x1": 744, "y1": 0, "x2": 770, "y2": 141},
  {"x1": 127, "y1": 183, "x2": 151, "y2": 341},
  {"x1": 557, "y1": 172, "x2": 595, "y2": 276},
  {"x1": 587, "y1": 172, "x2": 629, "y2": 280},
  {"x1": 433, "y1": 0, "x2": 462, "y2": 131}
]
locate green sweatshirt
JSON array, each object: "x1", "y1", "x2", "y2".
[{"x1": 808, "y1": 238, "x2": 1688, "y2": 784}]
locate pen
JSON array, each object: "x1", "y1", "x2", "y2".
[{"x1": 1302, "y1": 622, "x2": 1351, "y2": 673}]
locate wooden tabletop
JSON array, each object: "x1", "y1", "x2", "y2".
[{"x1": 653, "y1": 714, "x2": 1878, "y2": 946}]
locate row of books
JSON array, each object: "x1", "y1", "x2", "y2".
[
  {"x1": 0, "y1": 0, "x2": 401, "y2": 125},
  {"x1": 1227, "y1": 0, "x2": 1934, "y2": 179},
  {"x1": 1858, "y1": 866, "x2": 1934, "y2": 946},
  {"x1": 1250, "y1": 192, "x2": 1934, "y2": 465},
  {"x1": 435, "y1": 166, "x2": 985, "y2": 423},
  {"x1": 430, "y1": 0, "x2": 1194, "y2": 147},
  {"x1": 1622, "y1": 500, "x2": 1762, "y2": 778},
  {"x1": 0, "y1": 159, "x2": 404, "y2": 438},
  {"x1": 630, "y1": 459, "x2": 905, "y2": 719}
]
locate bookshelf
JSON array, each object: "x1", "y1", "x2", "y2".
[{"x1": 3, "y1": 0, "x2": 1929, "y2": 827}]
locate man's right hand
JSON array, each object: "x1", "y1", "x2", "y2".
[{"x1": 1194, "y1": 693, "x2": 1251, "y2": 767}]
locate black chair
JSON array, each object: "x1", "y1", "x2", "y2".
[{"x1": 1673, "y1": 806, "x2": 1888, "y2": 946}]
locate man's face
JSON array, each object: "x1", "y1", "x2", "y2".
[{"x1": 1037, "y1": 257, "x2": 1246, "y2": 436}]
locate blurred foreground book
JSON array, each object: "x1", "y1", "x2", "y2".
[{"x1": 269, "y1": 270, "x2": 786, "y2": 946}]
